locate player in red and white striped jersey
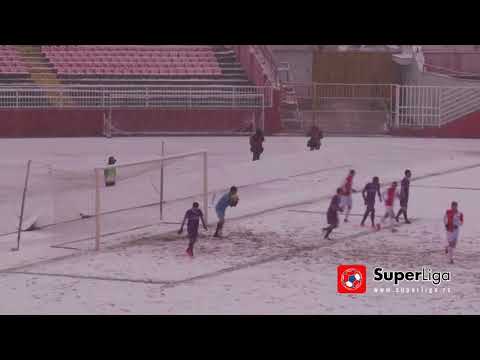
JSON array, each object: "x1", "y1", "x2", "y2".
[
  {"x1": 377, "y1": 181, "x2": 400, "y2": 232},
  {"x1": 340, "y1": 169, "x2": 357, "y2": 223},
  {"x1": 444, "y1": 201, "x2": 464, "y2": 264}
]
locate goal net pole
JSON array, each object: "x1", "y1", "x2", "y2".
[
  {"x1": 103, "y1": 108, "x2": 112, "y2": 138},
  {"x1": 203, "y1": 151, "x2": 208, "y2": 224},
  {"x1": 95, "y1": 167, "x2": 102, "y2": 251},
  {"x1": 160, "y1": 141, "x2": 165, "y2": 221},
  {"x1": 261, "y1": 93, "x2": 265, "y2": 132},
  {"x1": 14, "y1": 159, "x2": 32, "y2": 251}
]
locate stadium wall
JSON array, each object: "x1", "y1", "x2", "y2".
[
  {"x1": 401, "y1": 60, "x2": 480, "y2": 86},
  {"x1": 270, "y1": 45, "x2": 314, "y2": 82},
  {"x1": 0, "y1": 109, "x2": 103, "y2": 137},
  {"x1": 424, "y1": 51, "x2": 480, "y2": 74},
  {"x1": 313, "y1": 51, "x2": 399, "y2": 84},
  {"x1": 391, "y1": 111, "x2": 480, "y2": 138},
  {"x1": 0, "y1": 107, "x2": 281, "y2": 137}
]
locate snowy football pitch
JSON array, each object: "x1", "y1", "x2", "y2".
[{"x1": 0, "y1": 136, "x2": 479, "y2": 314}]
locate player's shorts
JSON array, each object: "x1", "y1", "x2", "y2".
[
  {"x1": 327, "y1": 210, "x2": 339, "y2": 226},
  {"x1": 215, "y1": 207, "x2": 226, "y2": 221},
  {"x1": 447, "y1": 229, "x2": 459, "y2": 247},
  {"x1": 384, "y1": 206, "x2": 395, "y2": 217},
  {"x1": 341, "y1": 195, "x2": 352, "y2": 209},
  {"x1": 251, "y1": 147, "x2": 264, "y2": 154},
  {"x1": 187, "y1": 224, "x2": 199, "y2": 238},
  {"x1": 365, "y1": 202, "x2": 376, "y2": 211}
]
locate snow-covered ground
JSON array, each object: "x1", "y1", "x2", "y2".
[{"x1": 0, "y1": 136, "x2": 479, "y2": 314}]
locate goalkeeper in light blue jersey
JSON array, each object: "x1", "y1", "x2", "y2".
[{"x1": 214, "y1": 186, "x2": 239, "y2": 238}]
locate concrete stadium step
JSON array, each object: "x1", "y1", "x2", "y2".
[{"x1": 15, "y1": 45, "x2": 71, "y2": 106}]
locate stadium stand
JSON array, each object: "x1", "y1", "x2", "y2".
[
  {"x1": 0, "y1": 45, "x2": 282, "y2": 137},
  {"x1": 0, "y1": 46, "x2": 31, "y2": 83},
  {"x1": 40, "y1": 45, "x2": 251, "y2": 86},
  {"x1": 0, "y1": 45, "x2": 252, "y2": 87}
]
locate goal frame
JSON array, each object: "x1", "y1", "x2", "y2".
[{"x1": 93, "y1": 150, "x2": 208, "y2": 251}]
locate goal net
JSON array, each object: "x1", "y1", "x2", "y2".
[
  {"x1": 102, "y1": 91, "x2": 266, "y2": 137},
  {"x1": 0, "y1": 151, "x2": 208, "y2": 251}
]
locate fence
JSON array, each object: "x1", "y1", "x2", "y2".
[
  {"x1": 283, "y1": 82, "x2": 480, "y2": 129},
  {"x1": 395, "y1": 86, "x2": 480, "y2": 128},
  {"x1": 252, "y1": 45, "x2": 279, "y2": 86},
  {"x1": 0, "y1": 85, "x2": 273, "y2": 109},
  {"x1": 281, "y1": 83, "x2": 394, "y2": 129},
  {"x1": 232, "y1": 45, "x2": 278, "y2": 87},
  {"x1": 2, "y1": 83, "x2": 480, "y2": 129}
]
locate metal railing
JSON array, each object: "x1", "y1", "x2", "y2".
[
  {"x1": 395, "y1": 85, "x2": 480, "y2": 128},
  {"x1": 282, "y1": 82, "x2": 480, "y2": 129},
  {"x1": 0, "y1": 85, "x2": 273, "y2": 109},
  {"x1": 253, "y1": 45, "x2": 279, "y2": 86},
  {"x1": 281, "y1": 82, "x2": 393, "y2": 100},
  {"x1": 439, "y1": 86, "x2": 480, "y2": 125},
  {"x1": 232, "y1": 45, "x2": 279, "y2": 87},
  {"x1": 2, "y1": 82, "x2": 480, "y2": 128},
  {"x1": 278, "y1": 83, "x2": 394, "y2": 131},
  {"x1": 395, "y1": 86, "x2": 441, "y2": 128}
]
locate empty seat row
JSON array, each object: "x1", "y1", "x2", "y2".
[
  {"x1": 45, "y1": 52, "x2": 215, "y2": 58},
  {"x1": 49, "y1": 56, "x2": 218, "y2": 63},
  {"x1": 44, "y1": 48, "x2": 213, "y2": 51},
  {"x1": 42, "y1": 46, "x2": 212, "y2": 52},
  {"x1": 56, "y1": 68, "x2": 222, "y2": 75},
  {"x1": 0, "y1": 55, "x2": 22, "y2": 60},
  {"x1": 55, "y1": 65, "x2": 221, "y2": 72},
  {"x1": 0, "y1": 60, "x2": 24, "y2": 65},
  {"x1": 51, "y1": 61, "x2": 218, "y2": 68},
  {"x1": 0, "y1": 68, "x2": 28, "y2": 74}
]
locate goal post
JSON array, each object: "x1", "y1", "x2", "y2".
[{"x1": 93, "y1": 150, "x2": 208, "y2": 250}]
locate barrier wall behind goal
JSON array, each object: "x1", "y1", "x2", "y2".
[{"x1": 0, "y1": 106, "x2": 281, "y2": 137}]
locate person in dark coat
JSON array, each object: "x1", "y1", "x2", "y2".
[
  {"x1": 250, "y1": 128, "x2": 265, "y2": 161},
  {"x1": 307, "y1": 125, "x2": 323, "y2": 151}
]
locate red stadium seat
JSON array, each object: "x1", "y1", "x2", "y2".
[{"x1": 41, "y1": 45, "x2": 229, "y2": 82}]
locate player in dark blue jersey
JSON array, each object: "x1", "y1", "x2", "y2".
[
  {"x1": 395, "y1": 169, "x2": 412, "y2": 224},
  {"x1": 178, "y1": 202, "x2": 208, "y2": 257},
  {"x1": 361, "y1": 176, "x2": 382, "y2": 227},
  {"x1": 322, "y1": 188, "x2": 344, "y2": 240}
]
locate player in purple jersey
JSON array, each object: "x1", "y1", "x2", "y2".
[
  {"x1": 395, "y1": 169, "x2": 412, "y2": 224},
  {"x1": 178, "y1": 202, "x2": 208, "y2": 257},
  {"x1": 322, "y1": 188, "x2": 344, "y2": 240},
  {"x1": 360, "y1": 176, "x2": 382, "y2": 227}
]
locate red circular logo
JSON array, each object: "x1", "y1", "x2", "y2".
[{"x1": 340, "y1": 268, "x2": 363, "y2": 291}]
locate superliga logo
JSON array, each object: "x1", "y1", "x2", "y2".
[
  {"x1": 337, "y1": 265, "x2": 452, "y2": 295},
  {"x1": 337, "y1": 265, "x2": 367, "y2": 294}
]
